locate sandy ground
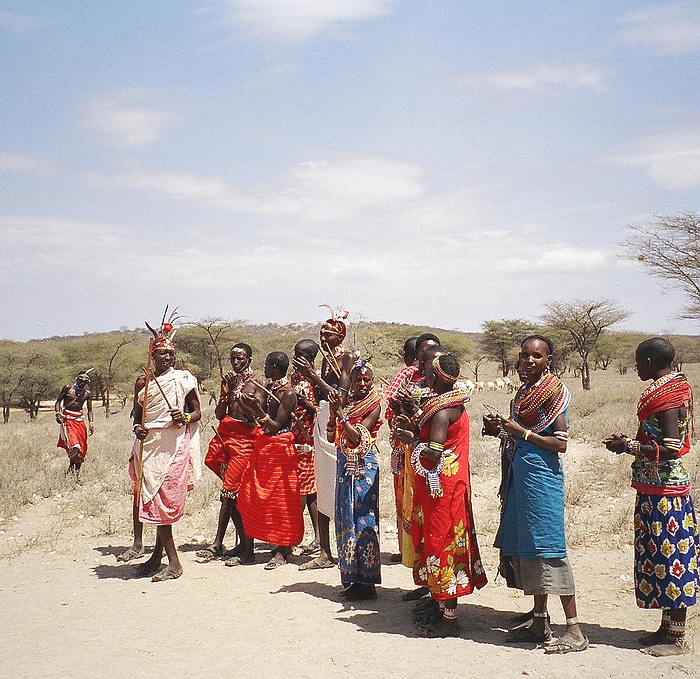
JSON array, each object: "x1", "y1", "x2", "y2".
[{"x1": 1, "y1": 443, "x2": 699, "y2": 679}]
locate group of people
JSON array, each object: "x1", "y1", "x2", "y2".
[{"x1": 55, "y1": 312, "x2": 699, "y2": 654}]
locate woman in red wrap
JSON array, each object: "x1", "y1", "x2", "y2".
[
  {"x1": 235, "y1": 352, "x2": 304, "y2": 570},
  {"x1": 394, "y1": 353, "x2": 487, "y2": 637}
]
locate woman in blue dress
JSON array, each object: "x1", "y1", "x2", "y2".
[{"x1": 484, "y1": 335, "x2": 588, "y2": 653}]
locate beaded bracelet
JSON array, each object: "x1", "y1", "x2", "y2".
[
  {"x1": 522, "y1": 429, "x2": 532, "y2": 441},
  {"x1": 411, "y1": 442, "x2": 446, "y2": 498},
  {"x1": 340, "y1": 424, "x2": 372, "y2": 478}
]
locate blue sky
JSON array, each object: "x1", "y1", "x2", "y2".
[{"x1": 2, "y1": 1, "x2": 700, "y2": 340}]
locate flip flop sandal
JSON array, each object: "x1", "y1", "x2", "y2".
[
  {"x1": 298, "y1": 556, "x2": 336, "y2": 571},
  {"x1": 117, "y1": 547, "x2": 145, "y2": 562},
  {"x1": 151, "y1": 566, "x2": 183, "y2": 582},
  {"x1": 224, "y1": 556, "x2": 255, "y2": 567},
  {"x1": 544, "y1": 636, "x2": 589, "y2": 654},
  {"x1": 264, "y1": 554, "x2": 287, "y2": 570},
  {"x1": 505, "y1": 624, "x2": 553, "y2": 644},
  {"x1": 195, "y1": 546, "x2": 225, "y2": 561}
]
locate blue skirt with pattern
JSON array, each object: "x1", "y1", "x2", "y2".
[
  {"x1": 335, "y1": 445, "x2": 381, "y2": 586},
  {"x1": 634, "y1": 492, "x2": 700, "y2": 609}
]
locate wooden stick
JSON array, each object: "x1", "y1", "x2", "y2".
[
  {"x1": 142, "y1": 367, "x2": 174, "y2": 410},
  {"x1": 250, "y1": 379, "x2": 280, "y2": 403},
  {"x1": 319, "y1": 342, "x2": 342, "y2": 379},
  {"x1": 137, "y1": 338, "x2": 154, "y2": 503},
  {"x1": 250, "y1": 379, "x2": 300, "y2": 426}
]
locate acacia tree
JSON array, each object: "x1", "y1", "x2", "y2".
[
  {"x1": 481, "y1": 319, "x2": 537, "y2": 376},
  {"x1": 625, "y1": 213, "x2": 700, "y2": 319},
  {"x1": 18, "y1": 343, "x2": 64, "y2": 419},
  {"x1": 542, "y1": 299, "x2": 629, "y2": 390},
  {"x1": 0, "y1": 342, "x2": 43, "y2": 422}
]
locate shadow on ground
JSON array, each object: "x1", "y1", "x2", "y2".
[{"x1": 273, "y1": 581, "x2": 647, "y2": 649}]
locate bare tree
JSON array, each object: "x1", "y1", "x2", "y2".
[
  {"x1": 465, "y1": 353, "x2": 488, "y2": 381},
  {"x1": 542, "y1": 299, "x2": 629, "y2": 390},
  {"x1": 192, "y1": 318, "x2": 238, "y2": 379},
  {"x1": 103, "y1": 333, "x2": 139, "y2": 417},
  {"x1": 625, "y1": 213, "x2": 700, "y2": 319}
]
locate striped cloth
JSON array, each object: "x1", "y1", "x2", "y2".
[{"x1": 238, "y1": 429, "x2": 304, "y2": 547}]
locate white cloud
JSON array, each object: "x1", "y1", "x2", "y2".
[
  {"x1": 463, "y1": 63, "x2": 613, "y2": 93},
  {"x1": 499, "y1": 245, "x2": 610, "y2": 273},
  {"x1": 82, "y1": 155, "x2": 425, "y2": 222},
  {"x1": 224, "y1": 0, "x2": 393, "y2": 42},
  {"x1": 0, "y1": 11, "x2": 46, "y2": 31},
  {"x1": 288, "y1": 156, "x2": 424, "y2": 221},
  {"x1": 0, "y1": 151, "x2": 54, "y2": 174},
  {"x1": 618, "y1": 2, "x2": 700, "y2": 54},
  {"x1": 608, "y1": 129, "x2": 700, "y2": 190},
  {"x1": 83, "y1": 90, "x2": 177, "y2": 148}
]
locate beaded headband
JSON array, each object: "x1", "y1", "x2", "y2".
[{"x1": 432, "y1": 355, "x2": 457, "y2": 385}]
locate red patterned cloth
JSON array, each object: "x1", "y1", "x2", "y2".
[
  {"x1": 204, "y1": 416, "x2": 257, "y2": 498},
  {"x1": 56, "y1": 410, "x2": 88, "y2": 461},
  {"x1": 238, "y1": 430, "x2": 304, "y2": 547},
  {"x1": 411, "y1": 410, "x2": 487, "y2": 600}
]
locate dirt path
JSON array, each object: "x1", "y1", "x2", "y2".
[{"x1": 1, "y1": 518, "x2": 697, "y2": 679}]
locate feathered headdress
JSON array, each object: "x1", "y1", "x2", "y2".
[
  {"x1": 319, "y1": 304, "x2": 349, "y2": 341},
  {"x1": 146, "y1": 305, "x2": 180, "y2": 353}
]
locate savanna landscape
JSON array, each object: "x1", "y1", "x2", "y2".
[{"x1": 1, "y1": 320, "x2": 699, "y2": 679}]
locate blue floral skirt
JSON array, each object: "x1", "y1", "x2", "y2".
[
  {"x1": 335, "y1": 445, "x2": 381, "y2": 586},
  {"x1": 634, "y1": 492, "x2": 700, "y2": 609}
]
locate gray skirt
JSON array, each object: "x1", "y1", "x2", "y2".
[{"x1": 511, "y1": 556, "x2": 576, "y2": 596}]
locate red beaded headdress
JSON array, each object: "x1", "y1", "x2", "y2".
[
  {"x1": 319, "y1": 304, "x2": 348, "y2": 341},
  {"x1": 146, "y1": 306, "x2": 180, "y2": 353},
  {"x1": 432, "y1": 354, "x2": 458, "y2": 386}
]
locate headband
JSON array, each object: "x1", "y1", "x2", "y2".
[{"x1": 432, "y1": 355, "x2": 457, "y2": 385}]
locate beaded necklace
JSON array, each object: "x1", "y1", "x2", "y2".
[{"x1": 512, "y1": 372, "x2": 569, "y2": 432}]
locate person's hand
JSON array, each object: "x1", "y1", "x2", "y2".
[
  {"x1": 88, "y1": 423, "x2": 95, "y2": 436},
  {"x1": 55, "y1": 412, "x2": 64, "y2": 424},
  {"x1": 292, "y1": 355, "x2": 314, "y2": 378},
  {"x1": 603, "y1": 433, "x2": 627, "y2": 454},
  {"x1": 133, "y1": 424, "x2": 149, "y2": 441},
  {"x1": 500, "y1": 417, "x2": 526, "y2": 439},
  {"x1": 223, "y1": 371, "x2": 235, "y2": 384},
  {"x1": 327, "y1": 389, "x2": 344, "y2": 418},
  {"x1": 481, "y1": 414, "x2": 501, "y2": 437},
  {"x1": 170, "y1": 409, "x2": 187, "y2": 427},
  {"x1": 393, "y1": 414, "x2": 416, "y2": 443},
  {"x1": 239, "y1": 393, "x2": 263, "y2": 418}
]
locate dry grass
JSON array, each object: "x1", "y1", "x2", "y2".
[{"x1": 1, "y1": 362, "x2": 698, "y2": 557}]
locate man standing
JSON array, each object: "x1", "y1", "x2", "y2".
[
  {"x1": 291, "y1": 339, "x2": 321, "y2": 554},
  {"x1": 55, "y1": 371, "x2": 94, "y2": 478},
  {"x1": 130, "y1": 333, "x2": 202, "y2": 582},
  {"x1": 235, "y1": 352, "x2": 303, "y2": 569},
  {"x1": 198, "y1": 343, "x2": 259, "y2": 562},
  {"x1": 293, "y1": 310, "x2": 356, "y2": 570}
]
